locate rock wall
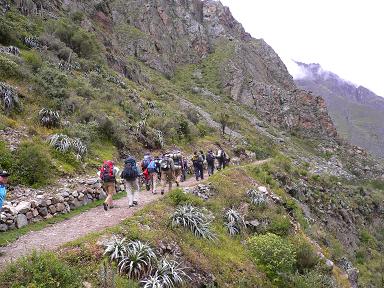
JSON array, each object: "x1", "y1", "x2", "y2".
[{"x1": 0, "y1": 178, "x2": 124, "y2": 232}]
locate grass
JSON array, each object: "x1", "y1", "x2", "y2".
[{"x1": 0, "y1": 191, "x2": 127, "y2": 247}]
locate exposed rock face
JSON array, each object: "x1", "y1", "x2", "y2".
[{"x1": 295, "y1": 62, "x2": 384, "y2": 157}]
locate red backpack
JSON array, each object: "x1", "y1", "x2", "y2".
[{"x1": 100, "y1": 160, "x2": 115, "y2": 182}]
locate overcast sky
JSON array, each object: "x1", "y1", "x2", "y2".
[{"x1": 220, "y1": 0, "x2": 384, "y2": 96}]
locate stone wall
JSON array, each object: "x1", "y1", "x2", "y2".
[{"x1": 0, "y1": 178, "x2": 124, "y2": 232}]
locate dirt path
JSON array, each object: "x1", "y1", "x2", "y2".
[{"x1": 0, "y1": 175, "x2": 200, "y2": 268}]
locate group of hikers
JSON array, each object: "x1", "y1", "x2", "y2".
[{"x1": 99, "y1": 145, "x2": 229, "y2": 211}]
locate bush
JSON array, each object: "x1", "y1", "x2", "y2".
[
  {"x1": 0, "y1": 251, "x2": 81, "y2": 288},
  {"x1": 0, "y1": 55, "x2": 22, "y2": 80},
  {"x1": 248, "y1": 233, "x2": 296, "y2": 279},
  {"x1": 287, "y1": 270, "x2": 335, "y2": 288},
  {"x1": 14, "y1": 140, "x2": 54, "y2": 187},
  {"x1": 0, "y1": 141, "x2": 13, "y2": 171},
  {"x1": 21, "y1": 50, "x2": 42, "y2": 72},
  {"x1": 292, "y1": 237, "x2": 319, "y2": 273},
  {"x1": 168, "y1": 189, "x2": 204, "y2": 206},
  {"x1": 268, "y1": 214, "x2": 292, "y2": 236},
  {"x1": 35, "y1": 66, "x2": 68, "y2": 99}
]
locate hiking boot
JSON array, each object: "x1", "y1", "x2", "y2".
[
  {"x1": 146, "y1": 184, "x2": 150, "y2": 191},
  {"x1": 103, "y1": 203, "x2": 108, "y2": 211},
  {"x1": 133, "y1": 201, "x2": 138, "y2": 206},
  {"x1": 129, "y1": 204, "x2": 134, "y2": 208},
  {"x1": 176, "y1": 181, "x2": 180, "y2": 187},
  {"x1": 152, "y1": 191, "x2": 157, "y2": 194},
  {"x1": 161, "y1": 190, "x2": 164, "y2": 195}
]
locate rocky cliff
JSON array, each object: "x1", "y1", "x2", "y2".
[{"x1": 295, "y1": 62, "x2": 384, "y2": 158}]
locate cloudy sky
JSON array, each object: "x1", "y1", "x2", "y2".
[{"x1": 220, "y1": 0, "x2": 384, "y2": 96}]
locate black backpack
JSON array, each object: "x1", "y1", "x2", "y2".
[
  {"x1": 206, "y1": 153, "x2": 214, "y2": 164},
  {"x1": 121, "y1": 158, "x2": 138, "y2": 180}
]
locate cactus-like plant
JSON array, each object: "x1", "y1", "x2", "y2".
[
  {"x1": 39, "y1": 108, "x2": 60, "y2": 128},
  {"x1": 49, "y1": 134, "x2": 71, "y2": 153},
  {"x1": 103, "y1": 235, "x2": 127, "y2": 262},
  {"x1": 141, "y1": 273, "x2": 163, "y2": 288},
  {"x1": 118, "y1": 240, "x2": 157, "y2": 279},
  {"x1": 0, "y1": 83, "x2": 20, "y2": 113},
  {"x1": 247, "y1": 189, "x2": 267, "y2": 205},
  {"x1": 225, "y1": 208, "x2": 245, "y2": 236},
  {"x1": 71, "y1": 137, "x2": 87, "y2": 159},
  {"x1": 171, "y1": 204, "x2": 215, "y2": 240}
]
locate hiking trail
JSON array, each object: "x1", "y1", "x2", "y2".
[{"x1": 0, "y1": 160, "x2": 270, "y2": 268}]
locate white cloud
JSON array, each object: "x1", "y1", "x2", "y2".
[{"x1": 219, "y1": 0, "x2": 384, "y2": 96}]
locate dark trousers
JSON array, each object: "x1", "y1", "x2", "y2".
[
  {"x1": 208, "y1": 163, "x2": 214, "y2": 176},
  {"x1": 194, "y1": 164, "x2": 204, "y2": 180}
]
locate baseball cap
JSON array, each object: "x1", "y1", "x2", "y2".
[{"x1": 0, "y1": 170, "x2": 10, "y2": 177}]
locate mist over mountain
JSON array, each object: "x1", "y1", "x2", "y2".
[{"x1": 294, "y1": 61, "x2": 384, "y2": 158}]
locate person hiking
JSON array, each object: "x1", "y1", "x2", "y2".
[
  {"x1": 192, "y1": 151, "x2": 204, "y2": 181},
  {"x1": 0, "y1": 170, "x2": 10, "y2": 210},
  {"x1": 216, "y1": 145, "x2": 226, "y2": 170},
  {"x1": 206, "y1": 150, "x2": 215, "y2": 176},
  {"x1": 181, "y1": 156, "x2": 188, "y2": 182},
  {"x1": 146, "y1": 157, "x2": 159, "y2": 194},
  {"x1": 172, "y1": 150, "x2": 183, "y2": 187},
  {"x1": 141, "y1": 152, "x2": 152, "y2": 191},
  {"x1": 99, "y1": 160, "x2": 120, "y2": 211},
  {"x1": 121, "y1": 156, "x2": 141, "y2": 208},
  {"x1": 160, "y1": 153, "x2": 175, "y2": 195}
]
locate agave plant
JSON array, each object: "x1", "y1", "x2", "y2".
[
  {"x1": 71, "y1": 137, "x2": 87, "y2": 159},
  {"x1": 156, "y1": 258, "x2": 189, "y2": 287},
  {"x1": 39, "y1": 108, "x2": 60, "y2": 128},
  {"x1": 141, "y1": 273, "x2": 163, "y2": 288},
  {"x1": 0, "y1": 83, "x2": 20, "y2": 113},
  {"x1": 225, "y1": 208, "x2": 245, "y2": 236},
  {"x1": 247, "y1": 189, "x2": 267, "y2": 205},
  {"x1": 103, "y1": 235, "x2": 128, "y2": 262},
  {"x1": 171, "y1": 204, "x2": 216, "y2": 240},
  {"x1": 49, "y1": 134, "x2": 72, "y2": 153},
  {"x1": 118, "y1": 240, "x2": 157, "y2": 279}
]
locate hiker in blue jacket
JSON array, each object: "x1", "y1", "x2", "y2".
[{"x1": 0, "y1": 170, "x2": 10, "y2": 209}]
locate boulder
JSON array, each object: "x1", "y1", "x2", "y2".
[
  {"x1": 38, "y1": 207, "x2": 48, "y2": 217},
  {"x1": 258, "y1": 186, "x2": 268, "y2": 193},
  {"x1": 26, "y1": 211, "x2": 33, "y2": 220},
  {"x1": 56, "y1": 203, "x2": 65, "y2": 212},
  {"x1": 16, "y1": 214, "x2": 28, "y2": 228},
  {"x1": 0, "y1": 224, "x2": 8, "y2": 232},
  {"x1": 15, "y1": 201, "x2": 31, "y2": 214},
  {"x1": 49, "y1": 205, "x2": 57, "y2": 214}
]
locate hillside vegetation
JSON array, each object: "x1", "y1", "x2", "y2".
[{"x1": 0, "y1": 1, "x2": 383, "y2": 287}]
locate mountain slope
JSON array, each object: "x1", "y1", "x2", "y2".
[{"x1": 294, "y1": 62, "x2": 384, "y2": 158}]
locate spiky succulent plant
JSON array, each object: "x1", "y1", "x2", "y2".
[
  {"x1": 103, "y1": 235, "x2": 128, "y2": 262},
  {"x1": 171, "y1": 204, "x2": 215, "y2": 240},
  {"x1": 39, "y1": 108, "x2": 60, "y2": 128},
  {"x1": 247, "y1": 189, "x2": 267, "y2": 205},
  {"x1": 225, "y1": 208, "x2": 245, "y2": 236},
  {"x1": 0, "y1": 83, "x2": 20, "y2": 113},
  {"x1": 118, "y1": 240, "x2": 157, "y2": 279}
]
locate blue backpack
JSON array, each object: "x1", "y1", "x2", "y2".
[
  {"x1": 147, "y1": 160, "x2": 157, "y2": 173},
  {"x1": 121, "y1": 158, "x2": 139, "y2": 180}
]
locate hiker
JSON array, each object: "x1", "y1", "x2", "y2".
[
  {"x1": 216, "y1": 145, "x2": 227, "y2": 170},
  {"x1": 146, "y1": 157, "x2": 159, "y2": 194},
  {"x1": 206, "y1": 150, "x2": 215, "y2": 176},
  {"x1": 181, "y1": 157, "x2": 188, "y2": 182},
  {"x1": 121, "y1": 156, "x2": 141, "y2": 208},
  {"x1": 172, "y1": 150, "x2": 183, "y2": 187},
  {"x1": 99, "y1": 160, "x2": 120, "y2": 211},
  {"x1": 0, "y1": 170, "x2": 10, "y2": 210},
  {"x1": 160, "y1": 153, "x2": 175, "y2": 194},
  {"x1": 141, "y1": 152, "x2": 152, "y2": 191},
  {"x1": 192, "y1": 151, "x2": 204, "y2": 181}
]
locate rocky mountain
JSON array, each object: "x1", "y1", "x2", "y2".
[
  {"x1": 295, "y1": 62, "x2": 384, "y2": 158},
  {"x1": 0, "y1": 1, "x2": 383, "y2": 287}
]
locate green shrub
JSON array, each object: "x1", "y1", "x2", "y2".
[
  {"x1": 14, "y1": 140, "x2": 55, "y2": 187},
  {"x1": 35, "y1": 65, "x2": 68, "y2": 99},
  {"x1": 287, "y1": 270, "x2": 335, "y2": 288},
  {"x1": 168, "y1": 189, "x2": 204, "y2": 206},
  {"x1": 0, "y1": 251, "x2": 81, "y2": 288},
  {"x1": 268, "y1": 214, "x2": 292, "y2": 236},
  {"x1": 21, "y1": 50, "x2": 42, "y2": 72},
  {"x1": 0, "y1": 55, "x2": 22, "y2": 80},
  {"x1": 248, "y1": 233, "x2": 296, "y2": 279},
  {"x1": 292, "y1": 237, "x2": 319, "y2": 273},
  {"x1": 0, "y1": 141, "x2": 13, "y2": 171}
]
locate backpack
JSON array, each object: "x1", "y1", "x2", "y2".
[
  {"x1": 142, "y1": 155, "x2": 152, "y2": 169},
  {"x1": 147, "y1": 160, "x2": 157, "y2": 173},
  {"x1": 206, "y1": 153, "x2": 214, "y2": 164},
  {"x1": 121, "y1": 158, "x2": 138, "y2": 180},
  {"x1": 160, "y1": 156, "x2": 171, "y2": 171},
  {"x1": 172, "y1": 152, "x2": 182, "y2": 167},
  {"x1": 100, "y1": 161, "x2": 115, "y2": 182}
]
